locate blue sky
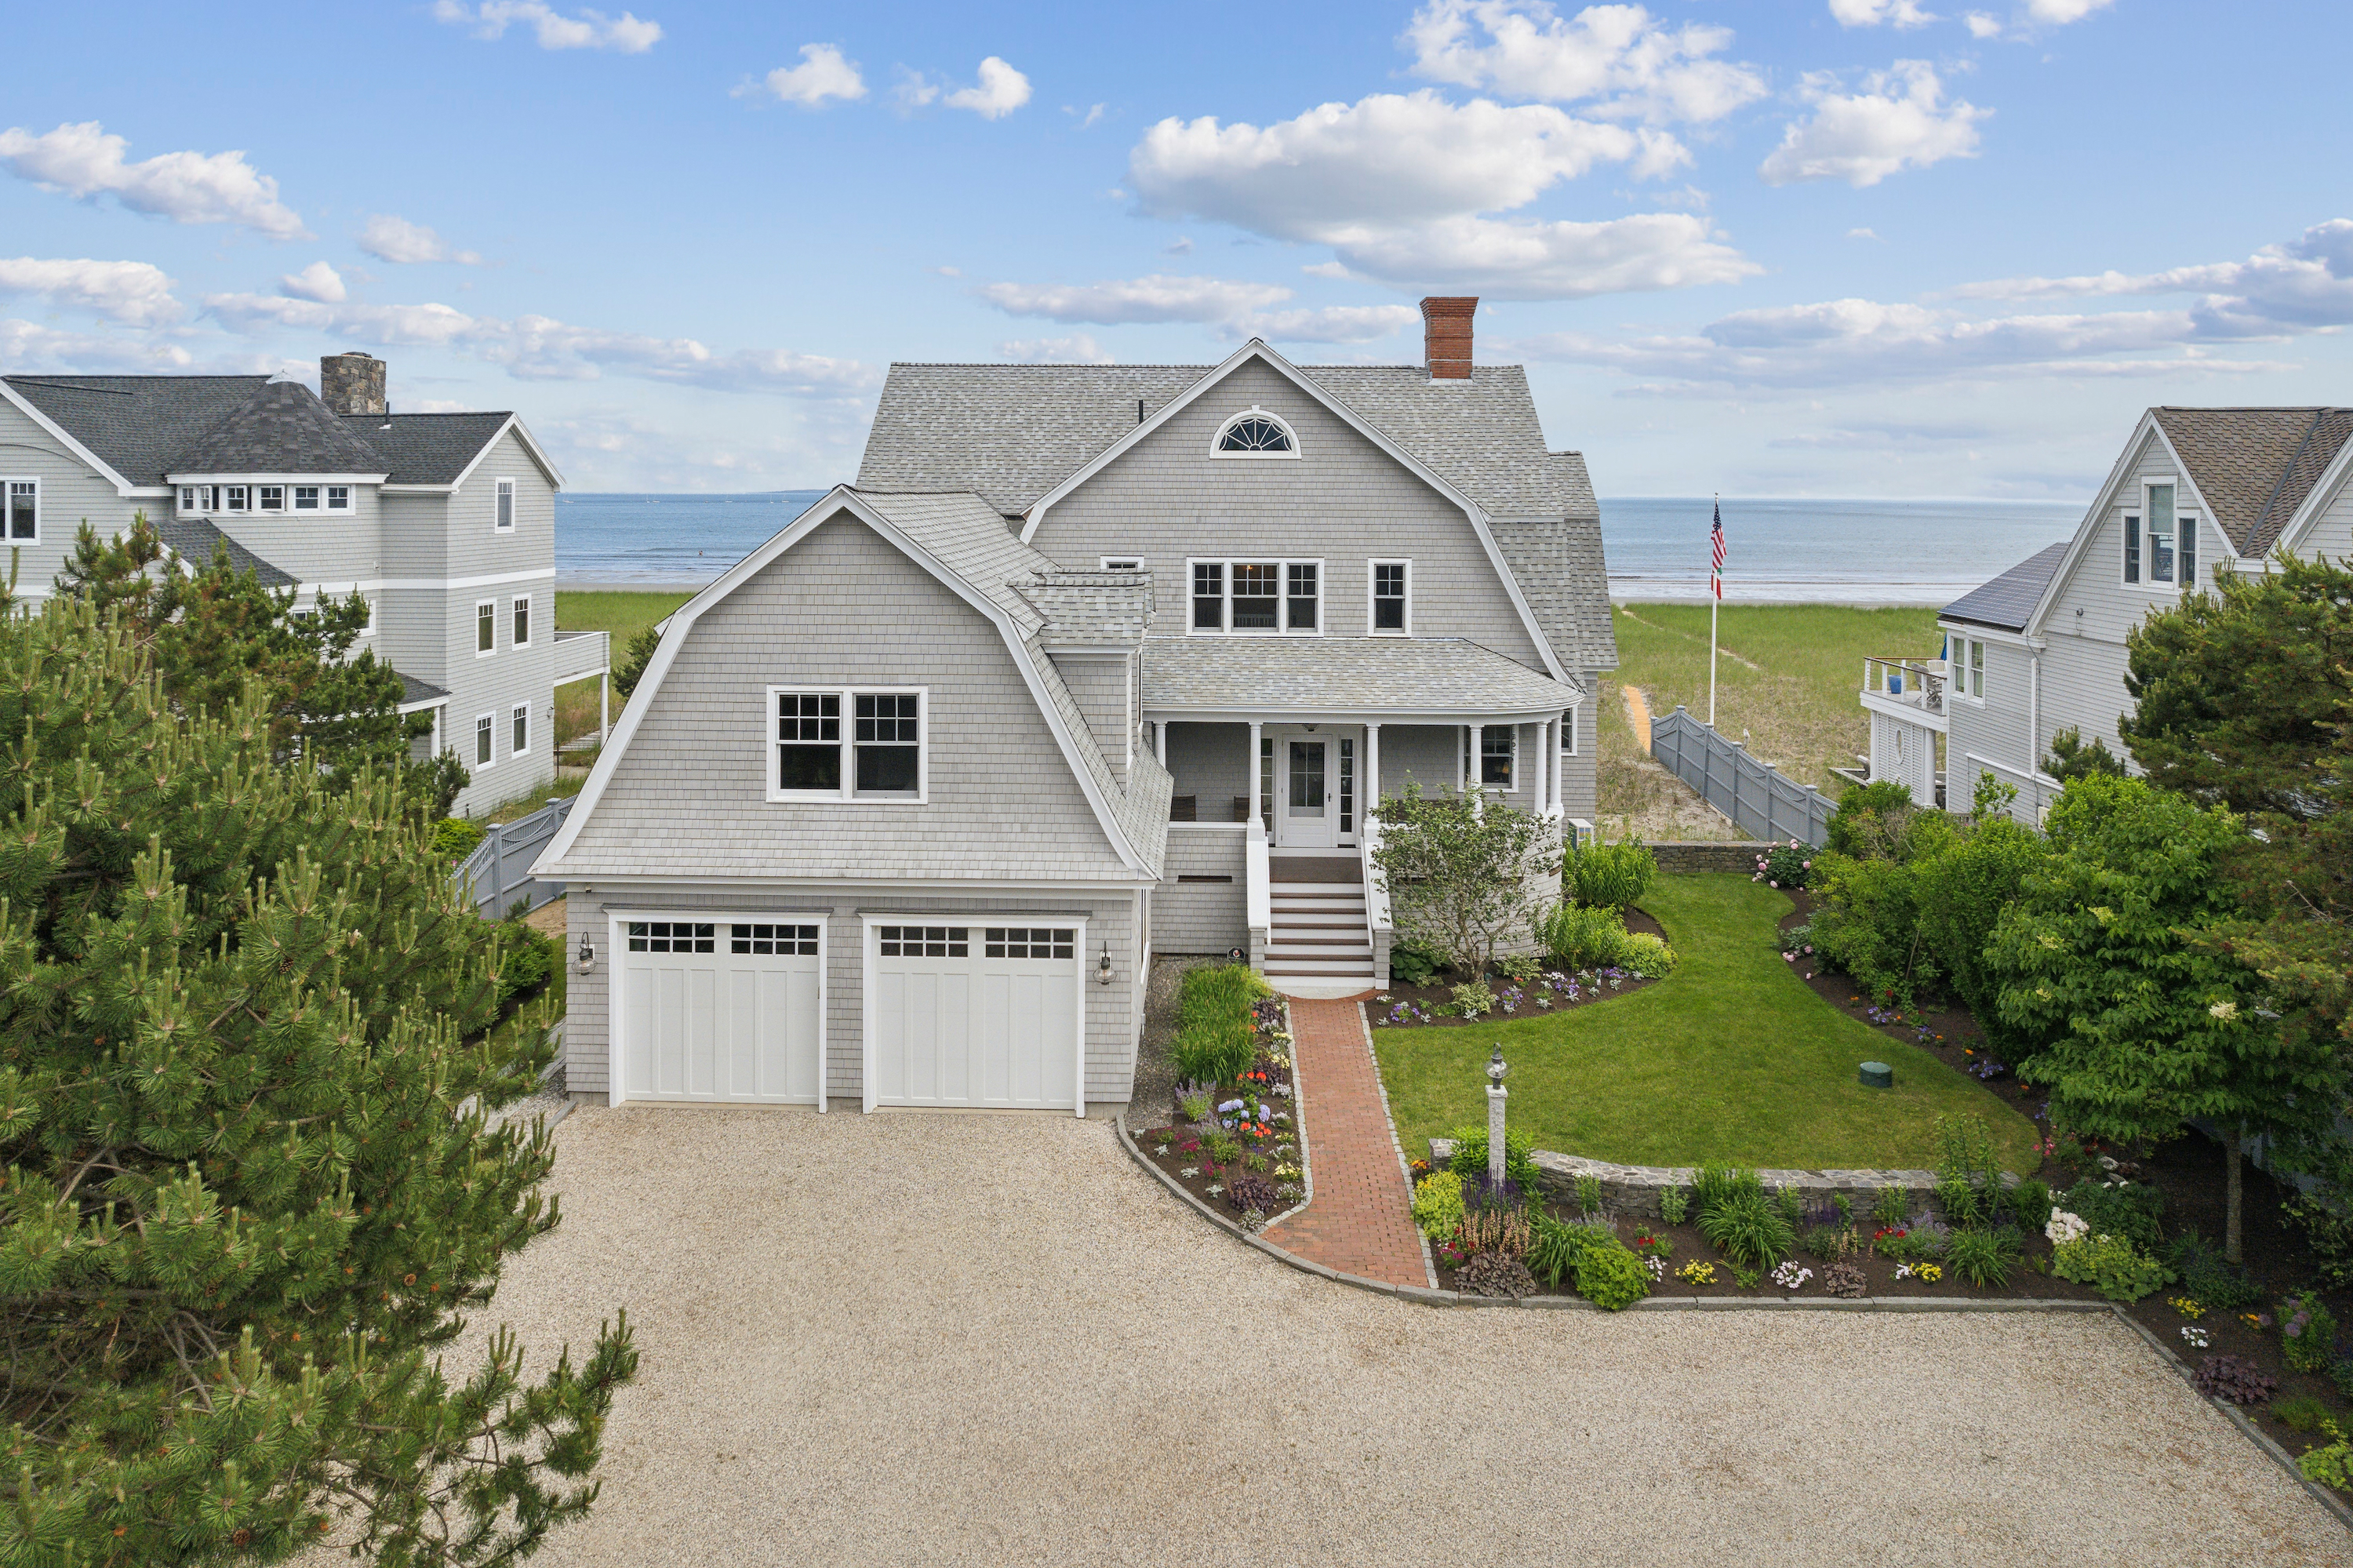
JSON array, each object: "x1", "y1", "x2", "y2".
[{"x1": 2, "y1": 0, "x2": 2347, "y2": 498}]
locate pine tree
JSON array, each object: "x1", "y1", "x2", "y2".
[
  {"x1": 2042, "y1": 726, "x2": 2127, "y2": 784},
  {"x1": 0, "y1": 591, "x2": 634, "y2": 1563}
]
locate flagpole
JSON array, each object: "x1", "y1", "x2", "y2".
[{"x1": 1708, "y1": 493, "x2": 1720, "y2": 729}]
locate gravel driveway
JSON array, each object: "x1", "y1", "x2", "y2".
[{"x1": 438, "y1": 1106, "x2": 2348, "y2": 1566}]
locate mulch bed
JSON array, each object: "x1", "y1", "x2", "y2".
[{"x1": 1371, "y1": 906, "x2": 1668, "y2": 1028}]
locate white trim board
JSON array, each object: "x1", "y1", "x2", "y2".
[
  {"x1": 534, "y1": 486, "x2": 1155, "y2": 879},
  {"x1": 0, "y1": 381, "x2": 139, "y2": 495},
  {"x1": 1016, "y1": 340, "x2": 1568, "y2": 682}
]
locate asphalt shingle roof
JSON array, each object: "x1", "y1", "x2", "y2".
[
  {"x1": 1013, "y1": 570, "x2": 1153, "y2": 646},
  {"x1": 2151, "y1": 406, "x2": 2353, "y2": 555},
  {"x1": 176, "y1": 378, "x2": 390, "y2": 475},
  {"x1": 1941, "y1": 541, "x2": 2069, "y2": 632},
  {"x1": 150, "y1": 514, "x2": 297, "y2": 588},
  {"x1": 340, "y1": 412, "x2": 517, "y2": 485},
  {"x1": 5, "y1": 375, "x2": 270, "y2": 486},
  {"x1": 1141, "y1": 636, "x2": 1580, "y2": 715},
  {"x1": 855, "y1": 357, "x2": 1616, "y2": 674},
  {"x1": 396, "y1": 672, "x2": 452, "y2": 706}
]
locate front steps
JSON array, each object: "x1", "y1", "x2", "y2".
[{"x1": 1263, "y1": 880, "x2": 1374, "y2": 986}]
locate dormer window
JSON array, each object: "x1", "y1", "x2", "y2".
[
  {"x1": 1213, "y1": 408, "x2": 1299, "y2": 459},
  {"x1": 327, "y1": 486, "x2": 351, "y2": 511},
  {"x1": 295, "y1": 486, "x2": 320, "y2": 510},
  {"x1": 258, "y1": 485, "x2": 284, "y2": 512}
]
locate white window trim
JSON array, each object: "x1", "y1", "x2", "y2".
[
  {"x1": 765, "y1": 685, "x2": 930, "y2": 805},
  {"x1": 1560, "y1": 707, "x2": 1579, "y2": 758},
  {"x1": 1368, "y1": 557, "x2": 1412, "y2": 637},
  {"x1": 325, "y1": 484, "x2": 351, "y2": 513},
  {"x1": 1948, "y1": 635, "x2": 1986, "y2": 705},
  {"x1": 1, "y1": 478, "x2": 38, "y2": 545},
  {"x1": 1098, "y1": 556, "x2": 1143, "y2": 571},
  {"x1": 511, "y1": 701, "x2": 530, "y2": 758},
  {"x1": 511, "y1": 592, "x2": 533, "y2": 649},
  {"x1": 1474, "y1": 724, "x2": 1517, "y2": 791},
  {"x1": 1184, "y1": 557, "x2": 1326, "y2": 638},
  {"x1": 223, "y1": 484, "x2": 250, "y2": 514},
  {"x1": 256, "y1": 484, "x2": 285, "y2": 513},
  {"x1": 493, "y1": 476, "x2": 517, "y2": 533},
  {"x1": 473, "y1": 712, "x2": 496, "y2": 770},
  {"x1": 1209, "y1": 406, "x2": 1301, "y2": 460},
  {"x1": 2122, "y1": 479, "x2": 2198, "y2": 595},
  {"x1": 475, "y1": 598, "x2": 497, "y2": 658}
]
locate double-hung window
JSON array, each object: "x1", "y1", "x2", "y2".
[
  {"x1": 1187, "y1": 558, "x2": 1321, "y2": 634},
  {"x1": 475, "y1": 713, "x2": 494, "y2": 768},
  {"x1": 326, "y1": 485, "x2": 351, "y2": 511},
  {"x1": 1478, "y1": 726, "x2": 1515, "y2": 788},
  {"x1": 494, "y1": 478, "x2": 515, "y2": 533},
  {"x1": 258, "y1": 485, "x2": 284, "y2": 512},
  {"x1": 179, "y1": 485, "x2": 201, "y2": 514},
  {"x1": 2124, "y1": 482, "x2": 2197, "y2": 588},
  {"x1": 1371, "y1": 558, "x2": 1409, "y2": 633},
  {"x1": 224, "y1": 484, "x2": 249, "y2": 513},
  {"x1": 3, "y1": 480, "x2": 35, "y2": 542},
  {"x1": 511, "y1": 703, "x2": 529, "y2": 756},
  {"x1": 476, "y1": 600, "x2": 496, "y2": 655},
  {"x1": 1949, "y1": 636, "x2": 1986, "y2": 701},
  {"x1": 294, "y1": 485, "x2": 320, "y2": 510},
  {"x1": 770, "y1": 688, "x2": 928, "y2": 802},
  {"x1": 511, "y1": 594, "x2": 532, "y2": 648}
]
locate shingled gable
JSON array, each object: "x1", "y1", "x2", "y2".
[
  {"x1": 169, "y1": 378, "x2": 389, "y2": 478},
  {"x1": 1011, "y1": 340, "x2": 1570, "y2": 682},
  {"x1": 534, "y1": 485, "x2": 1167, "y2": 881}
]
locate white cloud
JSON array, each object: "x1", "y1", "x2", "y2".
[
  {"x1": 0, "y1": 256, "x2": 180, "y2": 325},
  {"x1": 1164, "y1": 236, "x2": 1194, "y2": 256},
  {"x1": 998, "y1": 335, "x2": 1117, "y2": 363},
  {"x1": 1848, "y1": 227, "x2": 1882, "y2": 241},
  {"x1": 357, "y1": 214, "x2": 482, "y2": 266},
  {"x1": 278, "y1": 260, "x2": 346, "y2": 304},
  {"x1": 431, "y1": 1, "x2": 661, "y2": 53},
  {"x1": 399, "y1": 397, "x2": 475, "y2": 413},
  {"x1": 1402, "y1": 0, "x2": 1766, "y2": 124},
  {"x1": 1828, "y1": 0, "x2": 1937, "y2": 28},
  {"x1": 894, "y1": 70, "x2": 942, "y2": 111},
  {"x1": 976, "y1": 274, "x2": 1291, "y2": 326},
  {"x1": 1065, "y1": 103, "x2": 1107, "y2": 129},
  {"x1": 1964, "y1": 12, "x2": 2004, "y2": 37},
  {"x1": 202, "y1": 292, "x2": 878, "y2": 396},
  {"x1": 2024, "y1": 0, "x2": 2112, "y2": 22},
  {"x1": 1231, "y1": 305, "x2": 1422, "y2": 344},
  {"x1": 746, "y1": 43, "x2": 865, "y2": 107},
  {"x1": 1758, "y1": 62, "x2": 1987, "y2": 187},
  {"x1": 945, "y1": 57, "x2": 1032, "y2": 119},
  {"x1": 0, "y1": 122, "x2": 307, "y2": 240},
  {"x1": 0, "y1": 318, "x2": 195, "y2": 371},
  {"x1": 1946, "y1": 220, "x2": 2353, "y2": 337},
  {"x1": 1315, "y1": 213, "x2": 1757, "y2": 299}
]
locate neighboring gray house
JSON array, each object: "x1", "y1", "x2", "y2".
[
  {"x1": 1862, "y1": 405, "x2": 2353, "y2": 820},
  {"x1": 0, "y1": 352, "x2": 606, "y2": 814},
  {"x1": 536, "y1": 300, "x2": 1617, "y2": 1115}
]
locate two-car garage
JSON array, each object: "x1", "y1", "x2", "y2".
[{"x1": 614, "y1": 914, "x2": 1083, "y2": 1112}]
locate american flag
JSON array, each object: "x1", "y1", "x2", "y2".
[{"x1": 1709, "y1": 500, "x2": 1725, "y2": 600}]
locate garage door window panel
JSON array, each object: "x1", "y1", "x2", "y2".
[
  {"x1": 627, "y1": 920, "x2": 715, "y2": 952},
  {"x1": 984, "y1": 927, "x2": 1075, "y2": 959}
]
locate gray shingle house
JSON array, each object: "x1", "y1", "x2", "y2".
[
  {"x1": 0, "y1": 352, "x2": 603, "y2": 814},
  {"x1": 537, "y1": 300, "x2": 1615, "y2": 1115},
  {"x1": 1863, "y1": 405, "x2": 2353, "y2": 819}
]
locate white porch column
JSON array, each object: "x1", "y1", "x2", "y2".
[
  {"x1": 1472, "y1": 723, "x2": 1486, "y2": 816},
  {"x1": 1155, "y1": 720, "x2": 1166, "y2": 766},
  {"x1": 1365, "y1": 722, "x2": 1381, "y2": 807},
  {"x1": 431, "y1": 704, "x2": 442, "y2": 759},
  {"x1": 1248, "y1": 720, "x2": 1263, "y2": 831},
  {"x1": 1550, "y1": 716, "x2": 1562, "y2": 812}
]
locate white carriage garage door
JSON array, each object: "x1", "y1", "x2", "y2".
[
  {"x1": 619, "y1": 919, "x2": 824, "y2": 1104},
  {"x1": 866, "y1": 922, "x2": 1082, "y2": 1111}
]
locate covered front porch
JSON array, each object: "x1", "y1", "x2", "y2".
[{"x1": 1140, "y1": 637, "x2": 1581, "y2": 995}]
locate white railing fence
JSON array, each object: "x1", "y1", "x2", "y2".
[
  {"x1": 455, "y1": 795, "x2": 577, "y2": 917},
  {"x1": 1648, "y1": 705, "x2": 1836, "y2": 849}
]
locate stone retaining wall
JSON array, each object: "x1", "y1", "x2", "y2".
[
  {"x1": 1648, "y1": 842, "x2": 1762, "y2": 875},
  {"x1": 1429, "y1": 1139, "x2": 2015, "y2": 1222}
]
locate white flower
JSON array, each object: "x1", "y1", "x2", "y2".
[
  {"x1": 1205, "y1": 1184, "x2": 1224, "y2": 1197},
  {"x1": 2045, "y1": 1210, "x2": 2089, "y2": 1246},
  {"x1": 2181, "y1": 1325, "x2": 2209, "y2": 1348},
  {"x1": 2209, "y1": 999, "x2": 2238, "y2": 1021},
  {"x1": 1178, "y1": 1167, "x2": 1199, "y2": 1178},
  {"x1": 1154, "y1": 1144, "x2": 1170, "y2": 1156}
]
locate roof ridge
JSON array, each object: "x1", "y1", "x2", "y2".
[{"x1": 2247, "y1": 410, "x2": 2325, "y2": 548}]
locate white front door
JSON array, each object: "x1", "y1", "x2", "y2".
[
  {"x1": 1275, "y1": 731, "x2": 1337, "y2": 849},
  {"x1": 617, "y1": 918, "x2": 824, "y2": 1104},
  {"x1": 865, "y1": 920, "x2": 1083, "y2": 1111}
]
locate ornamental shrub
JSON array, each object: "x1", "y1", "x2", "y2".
[
  {"x1": 1946, "y1": 1226, "x2": 2020, "y2": 1290},
  {"x1": 1169, "y1": 964, "x2": 1268, "y2": 1084},
  {"x1": 1533, "y1": 900, "x2": 1629, "y2": 970},
  {"x1": 2050, "y1": 1234, "x2": 2173, "y2": 1301},
  {"x1": 1753, "y1": 841, "x2": 1811, "y2": 890},
  {"x1": 1575, "y1": 1242, "x2": 1652, "y2": 1310},
  {"x1": 1827, "y1": 779, "x2": 1917, "y2": 859},
  {"x1": 432, "y1": 815, "x2": 487, "y2": 858},
  {"x1": 1448, "y1": 1125, "x2": 1543, "y2": 1193},
  {"x1": 2059, "y1": 1179, "x2": 2166, "y2": 1252},
  {"x1": 2165, "y1": 1231, "x2": 2266, "y2": 1312},
  {"x1": 1451, "y1": 979, "x2": 1497, "y2": 1018},
  {"x1": 2283, "y1": 1292, "x2": 2340, "y2": 1376},
  {"x1": 1693, "y1": 1162, "x2": 1763, "y2": 1215},
  {"x1": 2299, "y1": 1421, "x2": 2353, "y2": 1493},
  {"x1": 1565, "y1": 835, "x2": 1656, "y2": 910},
  {"x1": 1619, "y1": 932, "x2": 1677, "y2": 980},
  {"x1": 1412, "y1": 1170, "x2": 1467, "y2": 1239},
  {"x1": 1388, "y1": 940, "x2": 1442, "y2": 987},
  {"x1": 1697, "y1": 1191, "x2": 1794, "y2": 1270}
]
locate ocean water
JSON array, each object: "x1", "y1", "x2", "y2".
[{"x1": 555, "y1": 490, "x2": 2087, "y2": 606}]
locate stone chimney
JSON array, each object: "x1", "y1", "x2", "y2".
[
  {"x1": 1420, "y1": 297, "x2": 1477, "y2": 380},
  {"x1": 319, "y1": 351, "x2": 387, "y2": 416}
]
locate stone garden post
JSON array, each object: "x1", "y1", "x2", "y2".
[{"x1": 1486, "y1": 1047, "x2": 1508, "y2": 1188}]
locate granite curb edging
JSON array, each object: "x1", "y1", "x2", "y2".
[{"x1": 1427, "y1": 1137, "x2": 2017, "y2": 1223}]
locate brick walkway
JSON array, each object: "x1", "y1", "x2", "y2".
[{"x1": 1261, "y1": 996, "x2": 1431, "y2": 1289}]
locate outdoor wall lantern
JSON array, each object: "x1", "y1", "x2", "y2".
[
  {"x1": 1098, "y1": 941, "x2": 1114, "y2": 986},
  {"x1": 576, "y1": 935, "x2": 597, "y2": 974}
]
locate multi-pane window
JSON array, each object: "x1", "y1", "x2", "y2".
[
  {"x1": 627, "y1": 921, "x2": 714, "y2": 953},
  {"x1": 1215, "y1": 411, "x2": 1294, "y2": 453},
  {"x1": 512, "y1": 594, "x2": 531, "y2": 648},
  {"x1": 475, "y1": 714, "x2": 493, "y2": 766},
  {"x1": 494, "y1": 478, "x2": 516, "y2": 532},
  {"x1": 294, "y1": 485, "x2": 320, "y2": 510},
  {"x1": 1288, "y1": 740, "x2": 1324, "y2": 816},
  {"x1": 1479, "y1": 726, "x2": 1515, "y2": 788},
  {"x1": 327, "y1": 486, "x2": 351, "y2": 511},
  {"x1": 224, "y1": 485, "x2": 249, "y2": 512},
  {"x1": 180, "y1": 486, "x2": 199, "y2": 513},
  {"x1": 477, "y1": 600, "x2": 496, "y2": 654},
  {"x1": 854, "y1": 693, "x2": 920, "y2": 795},
  {"x1": 1338, "y1": 737, "x2": 1355, "y2": 835},
  {"x1": 2147, "y1": 483, "x2": 2176, "y2": 584},
  {"x1": 776, "y1": 692, "x2": 842, "y2": 791},
  {"x1": 511, "y1": 703, "x2": 529, "y2": 756},
  {"x1": 733, "y1": 922, "x2": 818, "y2": 955},
  {"x1": 878, "y1": 925, "x2": 967, "y2": 957},
  {"x1": 2124, "y1": 484, "x2": 2196, "y2": 588},
  {"x1": 1189, "y1": 559, "x2": 1321, "y2": 634},
  {"x1": 984, "y1": 927, "x2": 1074, "y2": 959},
  {"x1": 258, "y1": 485, "x2": 284, "y2": 512},
  {"x1": 1948, "y1": 637, "x2": 1985, "y2": 702},
  {"x1": 1372, "y1": 559, "x2": 1409, "y2": 632},
  {"x1": 4, "y1": 481, "x2": 35, "y2": 541}
]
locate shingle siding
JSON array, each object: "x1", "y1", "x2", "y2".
[
  {"x1": 1155, "y1": 828, "x2": 1248, "y2": 953},
  {"x1": 0, "y1": 397, "x2": 148, "y2": 597},
  {"x1": 558, "y1": 514, "x2": 1138, "y2": 880},
  {"x1": 1049, "y1": 652, "x2": 1133, "y2": 786}
]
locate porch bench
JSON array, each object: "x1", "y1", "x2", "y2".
[{"x1": 1169, "y1": 795, "x2": 1197, "y2": 822}]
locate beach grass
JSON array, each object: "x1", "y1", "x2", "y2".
[
  {"x1": 552, "y1": 589, "x2": 694, "y2": 744},
  {"x1": 1596, "y1": 602, "x2": 1942, "y2": 840}
]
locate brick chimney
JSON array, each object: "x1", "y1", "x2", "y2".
[
  {"x1": 319, "y1": 351, "x2": 387, "y2": 416},
  {"x1": 1420, "y1": 297, "x2": 1477, "y2": 380}
]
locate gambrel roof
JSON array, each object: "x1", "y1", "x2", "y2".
[{"x1": 857, "y1": 356, "x2": 1616, "y2": 674}]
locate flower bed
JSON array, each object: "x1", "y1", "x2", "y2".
[
  {"x1": 1376, "y1": 905, "x2": 1669, "y2": 1028},
  {"x1": 1134, "y1": 967, "x2": 1304, "y2": 1231}
]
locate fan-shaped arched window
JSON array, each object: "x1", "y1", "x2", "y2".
[{"x1": 1213, "y1": 407, "x2": 1299, "y2": 458}]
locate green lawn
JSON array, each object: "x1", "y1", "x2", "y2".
[
  {"x1": 551, "y1": 590, "x2": 694, "y2": 747},
  {"x1": 1372, "y1": 874, "x2": 2038, "y2": 1173}
]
